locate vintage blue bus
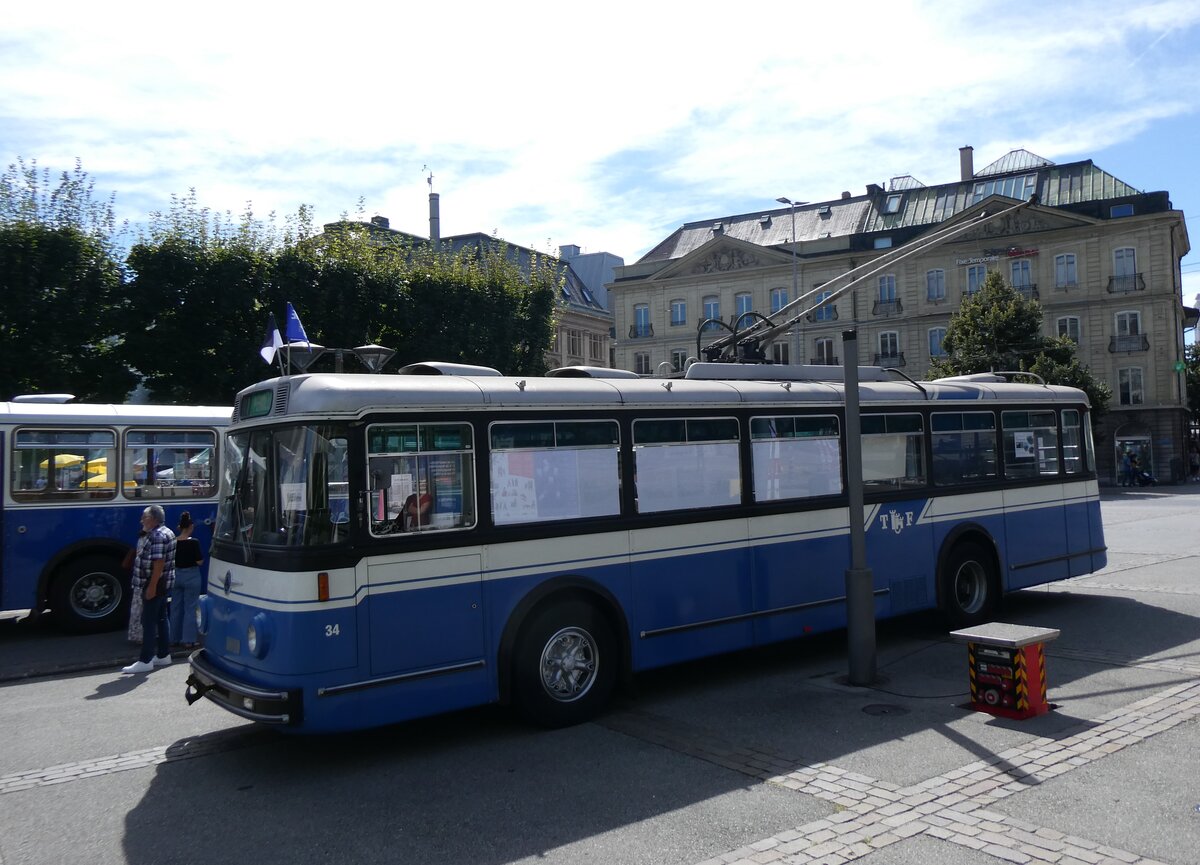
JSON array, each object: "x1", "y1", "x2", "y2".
[
  {"x1": 1, "y1": 401, "x2": 231, "y2": 632},
  {"x1": 185, "y1": 362, "x2": 1104, "y2": 732}
]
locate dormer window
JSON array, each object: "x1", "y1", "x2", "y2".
[{"x1": 884, "y1": 193, "x2": 903, "y2": 214}]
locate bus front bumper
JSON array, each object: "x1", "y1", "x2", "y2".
[{"x1": 185, "y1": 649, "x2": 302, "y2": 726}]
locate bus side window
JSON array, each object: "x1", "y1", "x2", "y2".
[
  {"x1": 931, "y1": 412, "x2": 997, "y2": 486},
  {"x1": 11, "y1": 429, "x2": 117, "y2": 502},
  {"x1": 367, "y1": 423, "x2": 475, "y2": 536},
  {"x1": 861, "y1": 414, "x2": 925, "y2": 490}
]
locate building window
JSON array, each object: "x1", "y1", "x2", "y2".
[
  {"x1": 1115, "y1": 310, "x2": 1141, "y2": 336},
  {"x1": 966, "y1": 264, "x2": 987, "y2": 295},
  {"x1": 873, "y1": 237, "x2": 893, "y2": 249},
  {"x1": 1057, "y1": 316, "x2": 1080, "y2": 343},
  {"x1": 1114, "y1": 247, "x2": 1136, "y2": 276},
  {"x1": 632, "y1": 305, "x2": 651, "y2": 338},
  {"x1": 551, "y1": 330, "x2": 560, "y2": 352},
  {"x1": 927, "y1": 269, "x2": 946, "y2": 301},
  {"x1": 588, "y1": 333, "x2": 604, "y2": 361},
  {"x1": 770, "y1": 287, "x2": 788, "y2": 314},
  {"x1": 814, "y1": 337, "x2": 836, "y2": 365},
  {"x1": 879, "y1": 331, "x2": 899, "y2": 358},
  {"x1": 670, "y1": 349, "x2": 689, "y2": 372},
  {"x1": 1118, "y1": 367, "x2": 1143, "y2": 405},
  {"x1": 1055, "y1": 253, "x2": 1077, "y2": 288},
  {"x1": 1011, "y1": 259, "x2": 1032, "y2": 288},
  {"x1": 929, "y1": 327, "x2": 947, "y2": 357},
  {"x1": 735, "y1": 292, "x2": 753, "y2": 325},
  {"x1": 884, "y1": 193, "x2": 903, "y2": 214},
  {"x1": 813, "y1": 290, "x2": 835, "y2": 322},
  {"x1": 878, "y1": 274, "x2": 896, "y2": 302},
  {"x1": 1110, "y1": 203, "x2": 1134, "y2": 218},
  {"x1": 670, "y1": 298, "x2": 687, "y2": 326},
  {"x1": 702, "y1": 295, "x2": 721, "y2": 331},
  {"x1": 771, "y1": 342, "x2": 790, "y2": 364},
  {"x1": 634, "y1": 352, "x2": 651, "y2": 375},
  {"x1": 567, "y1": 329, "x2": 582, "y2": 357}
]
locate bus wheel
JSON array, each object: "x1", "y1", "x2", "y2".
[
  {"x1": 51, "y1": 555, "x2": 128, "y2": 634},
  {"x1": 513, "y1": 600, "x2": 616, "y2": 728},
  {"x1": 941, "y1": 542, "x2": 998, "y2": 629}
]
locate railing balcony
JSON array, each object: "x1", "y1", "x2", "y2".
[
  {"x1": 698, "y1": 318, "x2": 723, "y2": 332},
  {"x1": 628, "y1": 323, "x2": 655, "y2": 339},
  {"x1": 874, "y1": 352, "x2": 906, "y2": 368},
  {"x1": 805, "y1": 307, "x2": 839, "y2": 324},
  {"x1": 1107, "y1": 273, "x2": 1145, "y2": 293},
  {"x1": 813, "y1": 355, "x2": 840, "y2": 366},
  {"x1": 872, "y1": 298, "x2": 903, "y2": 316},
  {"x1": 1109, "y1": 334, "x2": 1149, "y2": 353},
  {"x1": 1014, "y1": 283, "x2": 1039, "y2": 300},
  {"x1": 1054, "y1": 280, "x2": 1078, "y2": 291}
]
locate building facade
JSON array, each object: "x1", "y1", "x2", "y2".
[{"x1": 609, "y1": 148, "x2": 1194, "y2": 483}]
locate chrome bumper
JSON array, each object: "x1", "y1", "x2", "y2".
[{"x1": 185, "y1": 649, "x2": 301, "y2": 725}]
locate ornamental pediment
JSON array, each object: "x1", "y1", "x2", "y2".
[
  {"x1": 953, "y1": 197, "x2": 1096, "y2": 242},
  {"x1": 689, "y1": 244, "x2": 762, "y2": 274}
]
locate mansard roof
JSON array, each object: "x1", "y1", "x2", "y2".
[{"x1": 635, "y1": 151, "x2": 1162, "y2": 266}]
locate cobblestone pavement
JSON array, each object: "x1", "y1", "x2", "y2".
[{"x1": 595, "y1": 644, "x2": 1200, "y2": 865}]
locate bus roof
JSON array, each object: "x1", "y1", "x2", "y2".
[
  {"x1": 0, "y1": 402, "x2": 232, "y2": 427},
  {"x1": 235, "y1": 368, "x2": 1089, "y2": 424}
]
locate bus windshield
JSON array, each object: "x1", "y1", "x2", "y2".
[{"x1": 216, "y1": 423, "x2": 350, "y2": 547}]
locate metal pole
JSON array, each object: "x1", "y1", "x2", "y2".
[
  {"x1": 842, "y1": 329, "x2": 876, "y2": 685},
  {"x1": 790, "y1": 203, "x2": 799, "y2": 363}
]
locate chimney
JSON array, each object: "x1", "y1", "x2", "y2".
[
  {"x1": 866, "y1": 183, "x2": 884, "y2": 197},
  {"x1": 429, "y1": 192, "x2": 440, "y2": 246},
  {"x1": 841, "y1": 191, "x2": 851, "y2": 199},
  {"x1": 370, "y1": 215, "x2": 389, "y2": 229},
  {"x1": 959, "y1": 146, "x2": 974, "y2": 182}
]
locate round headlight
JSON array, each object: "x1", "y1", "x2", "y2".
[{"x1": 246, "y1": 622, "x2": 258, "y2": 655}]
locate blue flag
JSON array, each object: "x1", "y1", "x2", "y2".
[
  {"x1": 285, "y1": 302, "x2": 309, "y2": 343},
  {"x1": 260, "y1": 313, "x2": 283, "y2": 364}
]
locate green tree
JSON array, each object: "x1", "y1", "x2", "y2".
[
  {"x1": 0, "y1": 159, "x2": 135, "y2": 400},
  {"x1": 118, "y1": 192, "x2": 285, "y2": 404},
  {"x1": 930, "y1": 270, "x2": 1111, "y2": 414}
]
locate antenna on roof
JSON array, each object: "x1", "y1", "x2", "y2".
[{"x1": 422, "y1": 164, "x2": 434, "y2": 192}]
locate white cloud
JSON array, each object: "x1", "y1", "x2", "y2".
[{"x1": 3, "y1": 0, "x2": 1200, "y2": 261}]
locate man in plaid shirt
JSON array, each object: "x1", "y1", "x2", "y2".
[{"x1": 122, "y1": 505, "x2": 178, "y2": 674}]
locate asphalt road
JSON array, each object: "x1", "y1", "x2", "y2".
[{"x1": 1, "y1": 485, "x2": 1198, "y2": 865}]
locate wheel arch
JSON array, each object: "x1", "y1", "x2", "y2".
[
  {"x1": 935, "y1": 522, "x2": 1003, "y2": 612},
  {"x1": 36, "y1": 538, "x2": 130, "y2": 611},
  {"x1": 496, "y1": 575, "x2": 631, "y2": 705}
]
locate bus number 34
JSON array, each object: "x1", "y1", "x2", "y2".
[{"x1": 325, "y1": 624, "x2": 340, "y2": 637}]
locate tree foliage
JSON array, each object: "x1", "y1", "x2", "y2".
[
  {"x1": 929, "y1": 271, "x2": 1111, "y2": 415},
  {"x1": 0, "y1": 160, "x2": 135, "y2": 400}
]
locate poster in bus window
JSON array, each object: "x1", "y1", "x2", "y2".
[
  {"x1": 430, "y1": 457, "x2": 463, "y2": 526},
  {"x1": 1013, "y1": 430, "x2": 1035, "y2": 459},
  {"x1": 491, "y1": 452, "x2": 538, "y2": 524}
]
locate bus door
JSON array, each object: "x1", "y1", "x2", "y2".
[
  {"x1": 1001, "y1": 410, "x2": 1068, "y2": 589},
  {"x1": 364, "y1": 551, "x2": 484, "y2": 678}
]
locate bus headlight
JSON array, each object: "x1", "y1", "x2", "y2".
[{"x1": 247, "y1": 612, "x2": 271, "y2": 658}]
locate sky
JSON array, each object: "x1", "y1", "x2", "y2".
[{"x1": 3, "y1": 0, "x2": 1199, "y2": 318}]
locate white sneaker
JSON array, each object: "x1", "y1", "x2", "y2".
[
  {"x1": 153, "y1": 655, "x2": 172, "y2": 667},
  {"x1": 122, "y1": 660, "x2": 155, "y2": 674}
]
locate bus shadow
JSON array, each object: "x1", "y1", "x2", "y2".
[{"x1": 120, "y1": 589, "x2": 1198, "y2": 865}]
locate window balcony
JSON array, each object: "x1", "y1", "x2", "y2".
[
  {"x1": 872, "y1": 299, "x2": 903, "y2": 316},
  {"x1": 698, "y1": 318, "x2": 723, "y2": 332},
  {"x1": 805, "y1": 307, "x2": 839, "y2": 324},
  {"x1": 874, "y1": 352, "x2": 906, "y2": 368},
  {"x1": 813, "y1": 355, "x2": 839, "y2": 366},
  {"x1": 1107, "y1": 273, "x2": 1145, "y2": 293},
  {"x1": 1054, "y1": 280, "x2": 1078, "y2": 291},
  {"x1": 1014, "y1": 283, "x2": 1039, "y2": 300},
  {"x1": 628, "y1": 323, "x2": 655, "y2": 339},
  {"x1": 1109, "y1": 334, "x2": 1149, "y2": 353}
]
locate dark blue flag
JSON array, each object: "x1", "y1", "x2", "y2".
[{"x1": 285, "y1": 302, "x2": 309, "y2": 343}]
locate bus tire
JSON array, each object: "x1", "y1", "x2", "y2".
[
  {"x1": 51, "y1": 555, "x2": 129, "y2": 634},
  {"x1": 940, "y1": 541, "x2": 999, "y2": 629},
  {"x1": 512, "y1": 600, "x2": 616, "y2": 728}
]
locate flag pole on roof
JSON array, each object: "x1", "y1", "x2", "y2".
[
  {"x1": 260, "y1": 312, "x2": 285, "y2": 376},
  {"x1": 285, "y1": 302, "x2": 309, "y2": 374}
]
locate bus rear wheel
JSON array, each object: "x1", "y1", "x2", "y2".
[
  {"x1": 51, "y1": 555, "x2": 129, "y2": 634},
  {"x1": 941, "y1": 542, "x2": 999, "y2": 629},
  {"x1": 513, "y1": 600, "x2": 616, "y2": 728}
]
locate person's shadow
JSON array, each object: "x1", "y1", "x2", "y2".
[{"x1": 86, "y1": 675, "x2": 149, "y2": 700}]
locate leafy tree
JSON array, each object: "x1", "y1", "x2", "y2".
[
  {"x1": 930, "y1": 270, "x2": 1111, "y2": 415},
  {"x1": 0, "y1": 159, "x2": 135, "y2": 400}
]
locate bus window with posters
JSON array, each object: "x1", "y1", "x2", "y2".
[{"x1": 367, "y1": 423, "x2": 476, "y2": 535}]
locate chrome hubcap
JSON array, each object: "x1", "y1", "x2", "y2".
[
  {"x1": 954, "y1": 561, "x2": 986, "y2": 614},
  {"x1": 539, "y1": 626, "x2": 597, "y2": 703}
]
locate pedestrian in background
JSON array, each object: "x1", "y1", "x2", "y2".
[
  {"x1": 121, "y1": 505, "x2": 177, "y2": 674},
  {"x1": 169, "y1": 511, "x2": 203, "y2": 650}
]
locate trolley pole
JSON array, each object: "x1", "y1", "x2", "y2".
[{"x1": 842, "y1": 329, "x2": 876, "y2": 685}]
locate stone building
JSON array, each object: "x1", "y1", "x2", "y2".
[{"x1": 609, "y1": 147, "x2": 1195, "y2": 483}]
